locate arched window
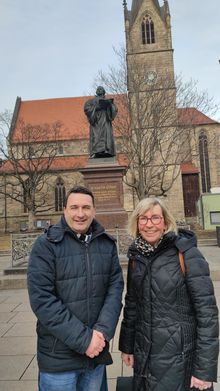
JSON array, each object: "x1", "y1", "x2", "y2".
[
  {"x1": 199, "y1": 132, "x2": 211, "y2": 192},
  {"x1": 55, "y1": 177, "x2": 66, "y2": 212},
  {"x1": 23, "y1": 178, "x2": 30, "y2": 213},
  {"x1": 57, "y1": 144, "x2": 64, "y2": 155},
  {"x1": 141, "y1": 15, "x2": 155, "y2": 44}
]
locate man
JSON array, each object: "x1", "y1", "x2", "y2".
[
  {"x1": 27, "y1": 186, "x2": 124, "y2": 391},
  {"x1": 84, "y1": 86, "x2": 118, "y2": 158}
]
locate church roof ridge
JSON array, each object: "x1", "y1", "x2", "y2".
[{"x1": 178, "y1": 107, "x2": 219, "y2": 126}]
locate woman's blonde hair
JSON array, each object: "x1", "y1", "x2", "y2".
[{"x1": 128, "y1": 197, "x2": 177, "y2": 238}]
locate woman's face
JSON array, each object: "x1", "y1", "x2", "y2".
[{"x1": 138, "y1": 204, "x2": 167, "y2": 246}]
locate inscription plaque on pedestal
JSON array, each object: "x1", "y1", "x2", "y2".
[{"x1": 80, "y1": 159, "x2": 128, "y2": 229}]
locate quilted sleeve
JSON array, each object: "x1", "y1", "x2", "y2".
[
  {"x1": 184, "y1": 247, "x2": 219, "y2": 382},
  {"x1": 119, "y1": 259, "x2": 137, "y2": 354}
]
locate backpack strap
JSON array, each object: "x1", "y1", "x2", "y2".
[{"x1": 179, "y1": 252, "x2": 186, "y2": 275}]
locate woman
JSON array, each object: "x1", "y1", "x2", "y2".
[{"x1": 119, "y1": 197, "x2": 219, "y2": 391}]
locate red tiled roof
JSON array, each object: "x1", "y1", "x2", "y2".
[
  {"x1": 50, "y1": 156, "x2": 88, "y2": 171},
  {"x1": 10, "y1": 96, "x2": 218, "y2": 145},
  {"x1": 0, "y1": 156, "x2": 86, "y2": 174},
  {"x1": 11, "y1": 95, "x2": 127, "y2": 143},
  {"x1": 181, "y1": 162, "x2": 199, "y2": 174},
  {"x1": 11, "y1": 97, "x2": 89, "y2": 143},
  {"x1": 178, "y1": 108, "x2": 218, "y2": 126},
  {"x1": 0, "y1": 154, "x2": 128, "y2": 175}
]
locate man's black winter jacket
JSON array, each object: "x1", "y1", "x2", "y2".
[{"x1": 28, "y1": 217, "x2": 124, "y2": 372}]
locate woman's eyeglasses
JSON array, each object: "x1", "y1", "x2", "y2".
[{"x1": 138, "y1": 215, "x2": 163, "y2": 225}]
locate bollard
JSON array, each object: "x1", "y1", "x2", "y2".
[{"x1": 216, "y1": 226, "x2": 220, "y2": 247}]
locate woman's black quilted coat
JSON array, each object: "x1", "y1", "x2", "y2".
[{"x1": 119, "y1": 230, "x2": 219, "y2": 391}]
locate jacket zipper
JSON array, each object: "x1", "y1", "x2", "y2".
[
  {"x1": 51, "y1": 337, "x2": 58, "y2": 353},
  {"x1": 83, "y1": 231, "x2": 110, "y2": 326},
  {"x1": 132, "y1": 250, "x2": 168, "y2": 377},
  {"x1": 85, "y1": 243, "x2": 91, "y2": 326}
]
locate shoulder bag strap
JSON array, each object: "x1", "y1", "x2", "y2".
[{"x1": 179, "y1": 252, "x2": 186, "y2": 275}]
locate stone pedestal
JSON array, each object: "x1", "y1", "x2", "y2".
[{"x1": 80, "y1": 157, "x2": 128, "y2": 229}]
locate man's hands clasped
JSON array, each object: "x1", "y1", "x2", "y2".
[{"x1": 86, "y1": 330, "x2": 105, "y2": 358}]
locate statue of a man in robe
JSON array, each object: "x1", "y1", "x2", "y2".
[{"x1": 84, "y1": 86, "x2": 118, "y2": 158}]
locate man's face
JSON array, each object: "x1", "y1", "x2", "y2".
[{"x1": 64, "y1": 193, "x2": 96, "y2": 234}]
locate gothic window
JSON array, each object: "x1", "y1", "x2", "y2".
[
  {"x1": 55, "y1": 177, "x2": 66, "y2": 212},
  {"x1": 57, "y1": 144, "x2": 64, "y2": 155},
  {"x1": 199, "y1": 132, "x2": 211, "y2": 193},
  {"x1": 28, "y1": 145, "x2": 35, "y2": 157},
  {"x1": 141, "y1": 15, "x2": 155, "y2": 44},
  {"x1": 23, "y1": 179, "x2": 30, "y2": 213}
]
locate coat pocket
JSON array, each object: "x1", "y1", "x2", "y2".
[{"x1": 181, "y1": 323, "x2": 196, "y2": 354}]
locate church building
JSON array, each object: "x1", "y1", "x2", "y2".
[{"x1": 0, "y1": 0, "x2": 219, "y2": 233}]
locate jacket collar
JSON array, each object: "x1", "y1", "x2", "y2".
[{"x1": 45, "y1": 216, "x2": 106, "y2": 243}]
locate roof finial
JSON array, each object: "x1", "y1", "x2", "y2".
[{"x1": 123, "y1": 0, "x2": 127, "y2": 8}]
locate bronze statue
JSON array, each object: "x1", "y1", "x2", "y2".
[{"x1": 84, "y1": 86, "x2": 118, "y2": 158}]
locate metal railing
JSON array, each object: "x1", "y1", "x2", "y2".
[
  {"x1": 107, "y1": 229, "x2": 132, "y2": 256},
  {"x1": 10, "y1": 224, "x2": 190, "y2": 268},
  {"x1": 10, "y1": 229, "x2": 132, "y2": 268},
  {"x1": 11, "y1": 233, "x2": 40, "y2": 268}
]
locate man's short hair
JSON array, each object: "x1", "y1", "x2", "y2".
[{"x1": 64, "y1": 186, "x2": 95, "y2": 207}]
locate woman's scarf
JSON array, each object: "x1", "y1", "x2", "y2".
[{"x1": 134, "y1": 234, "x2": 163, "y2": 257}]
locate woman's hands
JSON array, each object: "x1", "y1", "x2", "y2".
[
  {"x1": 122, "y1": 357, "x2": 213, "y2": 390},
  {"x1": 121, "y1": 352, "x2": 134, "y2": 367},
  {"x1": 122, "y1": 357, "x2": 213, "y2": 389},
  {"x1": 190, "y1": 376, "x2": 212, "y2": 390}
]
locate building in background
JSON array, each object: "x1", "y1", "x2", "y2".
[{"x1": 0, "y1": 0, "x2": 219, "y2": 232}]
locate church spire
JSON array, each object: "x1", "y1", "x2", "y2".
[
  {"x1": 163, "y1": 1, "x2": 171, "y2": 30},
  {"x1": 122, "y1": 0, "x2": 128, "y2": 17}
]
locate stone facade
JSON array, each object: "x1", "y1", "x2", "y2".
[{"x1": 0, "y1": 171, "x2": 84, "y2": 232}]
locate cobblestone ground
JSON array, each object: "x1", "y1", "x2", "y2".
[{"x1": 0, "y1": 245, "x2": 220, "y2": 391}]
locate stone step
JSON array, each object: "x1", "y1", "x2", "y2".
[
  {"x1": 3, "y1": 266, "x2": 27, "y2": 275},
  {"x1": 1, "y1": 258, "x2": 220, "y2": 291},
  {"x1": 196, "y1": 232, "x2": 217, "y2": 239},
  {"x1": 0, "y1": 250, "x2": 11, "y2": 256},
  {"x1": 0, "y1": 274, "x2": 27, "y2": 289},
  {"x1": 198, "y1": 239, "x2": 217, "y2": 246},
  {"x1": 1, "y1": 267, "x2": 220, "y2": 290},
  {"x1": 189, "y1": 222, "x2": 217, "y2": 238}
]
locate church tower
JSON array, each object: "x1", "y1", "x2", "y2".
[
  {"x1": 122, "y1": 0, "x2": 185, "y2": 218},
  {"x1": 123, "y1": 0, "x2": 175, "y2": 94}
]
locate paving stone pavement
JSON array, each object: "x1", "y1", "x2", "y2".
[{"x1": 0, "y1": 245, "x2": 220, "y2": 391}]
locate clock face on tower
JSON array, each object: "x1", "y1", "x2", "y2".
[{"x1": 145, "y1": 70, "x2": 158, "y2": 85}]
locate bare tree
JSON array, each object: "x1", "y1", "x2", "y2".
[
  {"x1": 0, "y1": 112, "x2": 63, "y2": 230},
  {"x1": 94, "y1": 46, "x2": 218, "y2": 200},
  {"x1": 0, "y1": 110, "x2": 12, "y2": 158}
]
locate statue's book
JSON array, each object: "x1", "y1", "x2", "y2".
[{"x1": 99, "y1": 99, "x2": 114, "y2": 109}]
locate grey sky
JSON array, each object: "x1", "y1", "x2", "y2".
[{"x1": 0, "y1": 0, "x2": 219, "y2": 119}]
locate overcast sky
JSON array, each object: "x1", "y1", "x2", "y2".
[{"x1": 0, "y1": 0, "x2": 219, "y2": 119}]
